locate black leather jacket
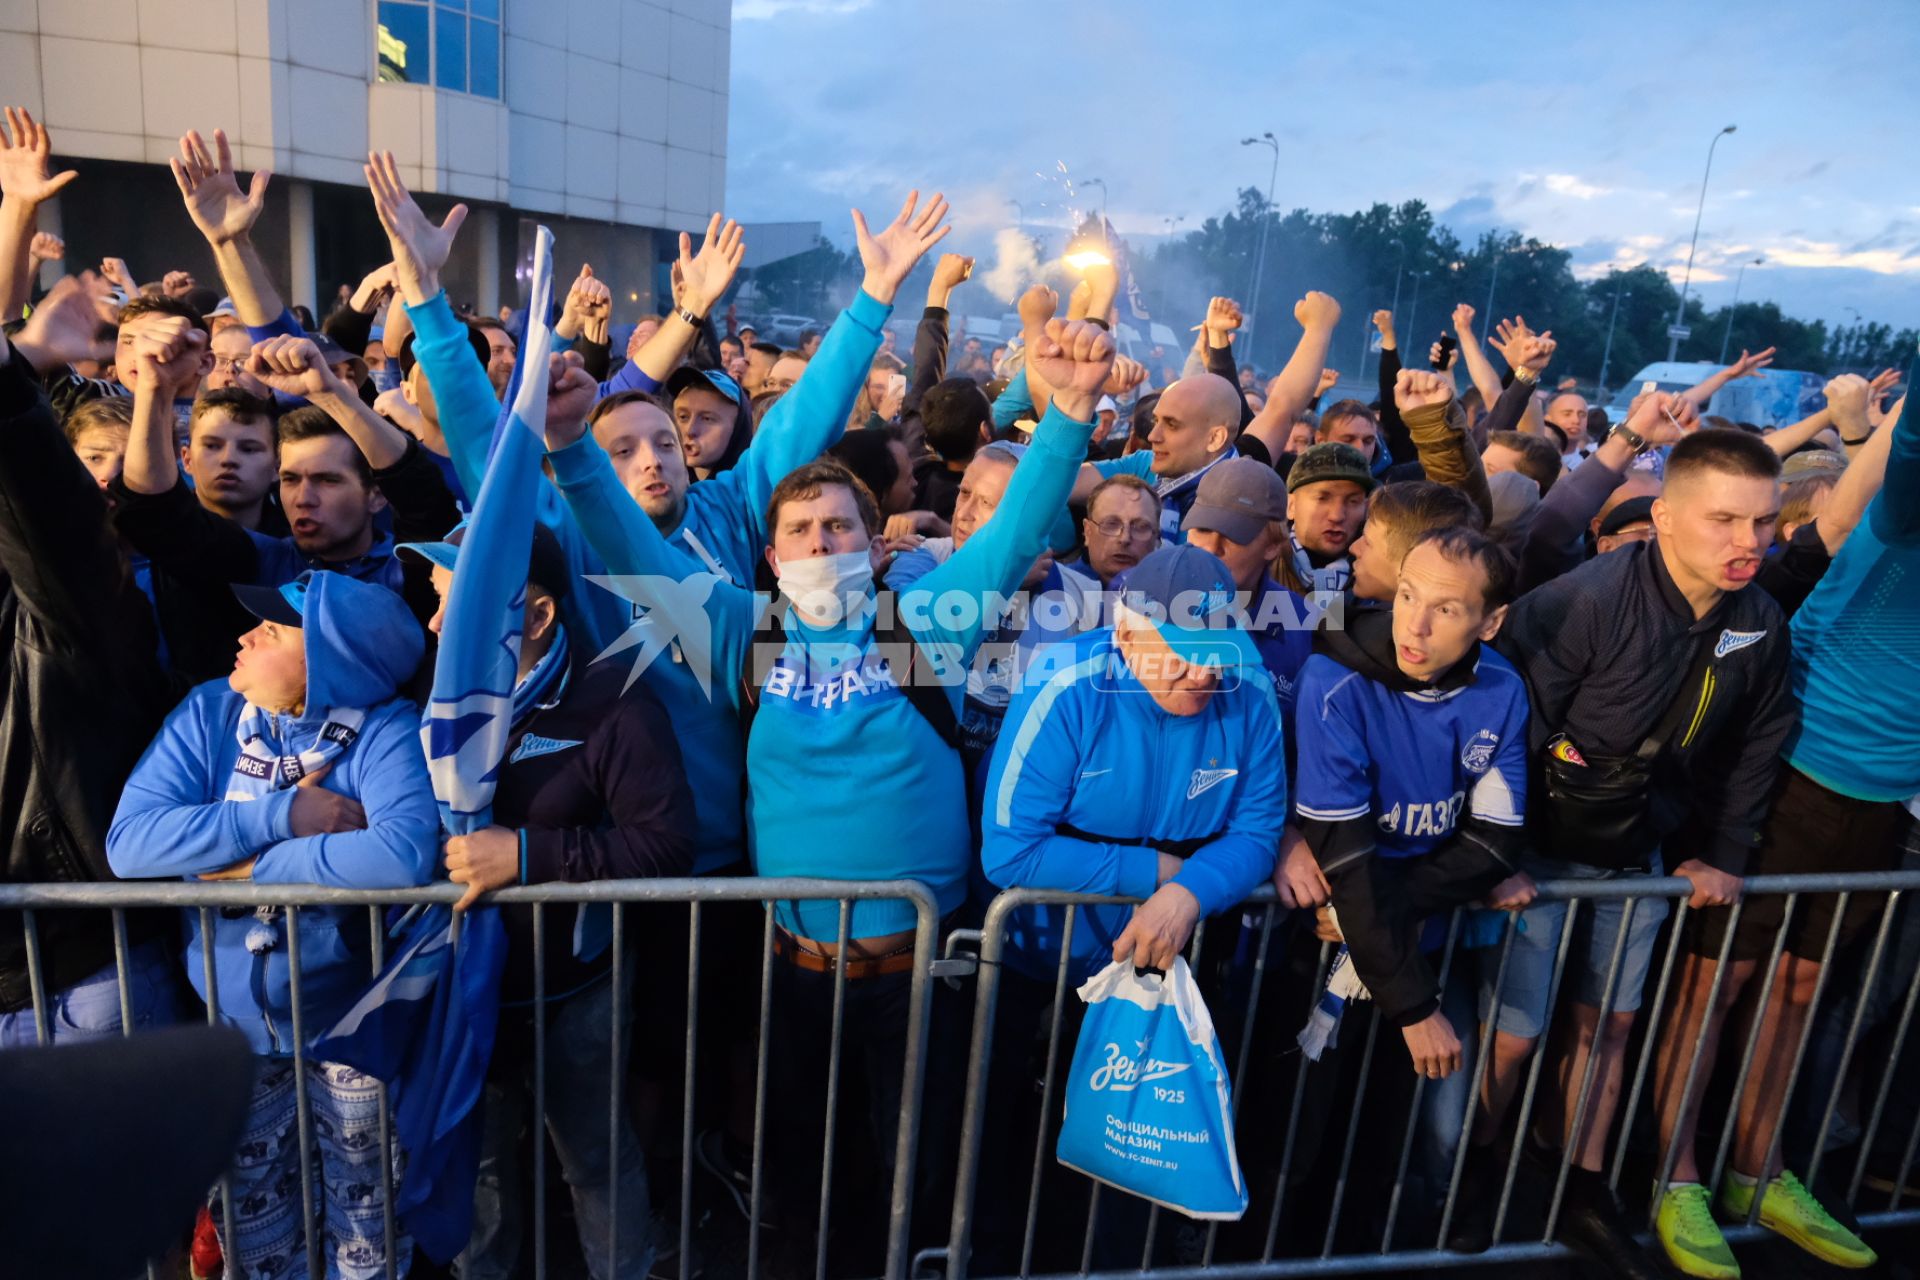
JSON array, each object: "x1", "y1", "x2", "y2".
[{"x1": 0, "y1": 340, "x2": 172, "y2": 1012}]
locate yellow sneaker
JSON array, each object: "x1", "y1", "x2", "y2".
[
  {"x1": 1715, "y1": 1170, "x2": 1876, "y2": 1269},
  {"x1": 1655, "y1": 1182, "x2": 1740, "y2": 1279}
]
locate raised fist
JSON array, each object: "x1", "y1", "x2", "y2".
[
  {"x1": 1027, "y1": 317, "x2": 1116, "y2": 422},
  {"x1": 1294, "y1": 291, "x2": 1340, "y2": 331},
  {"x1": 1393, "y1": 367, "x2": 1453, "y2": 414}
]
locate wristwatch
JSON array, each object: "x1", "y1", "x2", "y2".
[
  {"x1": 1613, "y1": 422, "x2": 1653, "y2": 455},
  {"x1": 676, "y1": 305, "x2": 706, "y2": 328},
  {"x1": 1512, "y1": 365, "x2": 1539, "y2": 385}
]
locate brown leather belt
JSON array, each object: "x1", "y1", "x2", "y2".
[{"x1": 772, "y1": 928, "x2": 917, "y2": 979}]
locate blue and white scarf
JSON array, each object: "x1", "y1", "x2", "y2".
[
  {"x1": 1290, "y1": 530, "x2": 1352, "y2": 595},
  {"x1": 226, "y1": 702, "x2": 367, "y2": 953}
]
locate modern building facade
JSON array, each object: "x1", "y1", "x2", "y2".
[{"x1": 0, "y1": 0, "x2": 730, "y2": 320}]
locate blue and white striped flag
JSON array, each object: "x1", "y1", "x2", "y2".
[
  {"x1": 316, "y1": 226, "x2": 557, "y2": 1262},
  {"x1": 423, "y1": 224, "x2": 558, "y2": 826}
]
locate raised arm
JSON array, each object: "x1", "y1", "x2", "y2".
[
  {"x1": 917, "y1": 317, "x2": 1105, "y2": 660},
  {"x1": 364, "y1": 149, "x2": 498, "y2": 497},
  {"x1": 0, "y1": 108, "x2": 77, "y2": 321},
  {"x1": 730, "y1": 190, "x2": 950, "y2": 522},
  {"x1": 1451, "y1": 303, "x2": 1503, "y2": 409},
  {"x1": 1394, "y1": 368, "x2": 1493, "y2": 522},
  {"x1": 1243, "y1": 291, "x2": 1340, "y2": 459},
  {"x1": 1201, "y1": 296, "x2": 1255, "y2": 430},
  {"x1": 1867, "y1": 392, "x2": 1916, "y2": 545},
  {"x1": 248, "y1": 334, "x2": 409, "y2": 469},
  {"x1": 121, "y1": 314, "x2": 209, "y2": 496},
  {"x1": 899, "y1": 252, "x2": 970, "y2": 456},
  {"x1": 1764, "y1": 406, "x2": 1836, "y2": 457},
  {"x1": 169, "y1": 128, "x2": 285, "y2": 327},
  {"x1": 0, "y1": 277, "x2": 141, "y2": 644},
  {"x1": 1681, "y1": 346, "x2": 1775, "y2": 410}
]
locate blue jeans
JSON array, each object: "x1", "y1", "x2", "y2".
[
  {"x1": 1491, "y1": 853, "x2": 1670, "y2": 1038},
  {"x1": 0, "y1": 939, "x2": 181, "y2": 1047},
  {"x1": 460, "y1": 963, "x2": 651, "y2": 1280}
]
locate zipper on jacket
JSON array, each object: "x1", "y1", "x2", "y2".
[
  {"x1": 252, "y1": 945, "x2": 282, "y2": 1054},
  {"x1": 1680, "y1": 666, "x2": 1717, "y2": 749}
]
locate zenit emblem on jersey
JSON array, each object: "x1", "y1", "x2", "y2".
[
  {"x1": 1714, "y1": 628, "x2": 1766, "y2": 659},
  {"x1": 1460, "y1": 729, "x2": 1499, "y2": 774}
]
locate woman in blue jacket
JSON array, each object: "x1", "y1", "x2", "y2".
[{"x1": 109, "y1": 570, "x2": 439, "y2": 1280}]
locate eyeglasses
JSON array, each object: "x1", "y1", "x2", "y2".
[
  {"x1": 1091, "y1": 517, "x2": 1158, "y2": 541},
  {"x1": 211, "y1": 356, "x2": 245, "y2": 373}
]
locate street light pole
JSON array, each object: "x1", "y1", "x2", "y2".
[
  {"x1": 1668, "y1": 123, "x2": 1737, "y2": 361},
  {"x1": 1405, "y1": 269, "x2": 1428, "y2": 359},
  {"x1": 1598, "y1": 281, "x2": 1631, "y2": 400},
  {"x1": 1718, "y1": 256, "x2": 1763, "y2": 364},
  {"x1": 1240, "y1": 133, "x2": 1279, "y2": 353},
  {"x1": 1082, "y1": 177, "x2": 1109, "y2": 242},
  {"x1": 1482, "y1": 240, "x2": 1503, "y2": 343}
]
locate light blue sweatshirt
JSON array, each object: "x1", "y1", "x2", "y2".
[
  {"x1": 407, "y1": 288, "x2": 891, "y2": 870},
  {"x1": 552, "y1": 401, "x2": 1096, "y2": 938},
  {"x1": 982, "y1": 628, "x2": 1287, "y2": 983},
  {"x1": 1785, "y1": 401, "x2": 1920, "y2": 800},
  {"x1": 106, "y1": 573, "x2": 440, "y2": 1055}
]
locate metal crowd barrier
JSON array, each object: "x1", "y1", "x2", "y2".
[
  {"x1": 0, "y1": 877, "x2": 943, "y2": 1280},
  {"x1": 5, "y1": 871, "x2": 1920, "y2": 1280},
  {"x1": 934, "y1": 871, "x2": 1920, "y2": 1280}
]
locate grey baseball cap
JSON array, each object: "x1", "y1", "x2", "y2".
[{"x1": 1181, "y1": 457, "x2": 1288, "y2": 545}]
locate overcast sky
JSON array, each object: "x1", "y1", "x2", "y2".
[{"x1": 724, "y1": 0, "x2": 1920, "y2": 333}]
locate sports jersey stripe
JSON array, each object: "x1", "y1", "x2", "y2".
[{"x1": 992, "y1": 655, "x2": 1106, "y2": 828}]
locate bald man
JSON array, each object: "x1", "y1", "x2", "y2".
[{"x1": 1073, "y1": 371, "x2": 1242, "y2": 538}]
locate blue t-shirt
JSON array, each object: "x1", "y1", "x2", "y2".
[{"x1": 1292, "y1": 646, "x2": 1530, "y2": 858}]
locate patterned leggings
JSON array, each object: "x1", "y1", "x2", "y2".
[{"x1": 216, "y1": 1058, "x2": 410, "y2": 1280}]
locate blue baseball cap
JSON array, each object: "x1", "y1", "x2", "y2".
[
  {"x1": 1111, "y1": 544, "x2": 1259, "y2": 668},
  {"x1": 397, "y1": 521, "x2": 571, "y2": 601},
  {"x1": 665, "y1": 365, "x2": 745, "y2": 407}
]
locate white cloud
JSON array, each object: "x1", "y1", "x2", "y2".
[
  {"x1": 733, "y1": 0, "x2": 873, "y2": 20},
  {"x1": 1541, "y1": 173, "x2": 1611, "y2": 200},
  {"x1": 1763, "y1": 239, "x2": 1920, "y2": 277}
]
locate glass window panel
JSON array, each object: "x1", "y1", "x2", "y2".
[
  {"x1": 434, "y1": 5, "x2": 467, "y2": 94},
  {"x1": 376, "y1": 2, "x2": 431, "y2": 85},
  {"x1": 470, "y1": 19, "x2": 500, "y2": 98},
  {"x1": 470, "y1": 0, "x2": 500, "y2": 19}
]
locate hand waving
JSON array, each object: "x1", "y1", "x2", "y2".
[
  {"x1": 10, "y1": 272, "x2": 115, "y2": 375},
  {"x1": 675, "y1": 214, "x2": 745, "y2": 318},
  {"x1": 364, "y1": 149, "x2": 468, "y2": 305},
  {"x1": 852, "y1": 190, "x2": 951, "y2": 305},
  {"x1": 0, "y1": 107, "x2": 78, "y2": 205},
  {"x1": 1726, "y1": 346, "x2": 1776, "y2": 380},
  {"x1": 170, "y1": 129, "x2": 270, "y2": 246}
]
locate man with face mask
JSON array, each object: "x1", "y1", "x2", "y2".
[{"x1": 545, "y1": 309, "x2": 1115, "y2": 1263}]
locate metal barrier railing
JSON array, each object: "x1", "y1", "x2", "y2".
[
  {"x1": 5, "y1": 871, "x2": 1920, "y2": 1280},
  {"x1": 936, "y1": 872, "x2": 1920, "y2": 1280},
  {"x1": 0, "y1": 877, "x2": 942, "y2": 1280}
]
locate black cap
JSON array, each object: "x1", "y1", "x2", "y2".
[
  {"x1": 1286, "y1": 441, "x2": 1377, "y2": 494},
  {"x1": 232, "y1": 577, "x2": 309, "y2": 626},
  {"x1": 1598, "y1": 495, "x2": 1656, "y2": 538},
  {"x1": 398, "y1": 521, "x2": 572, "y2": 601}
]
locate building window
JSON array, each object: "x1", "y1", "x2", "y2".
[{"x1": 377, "y1": 0, "x2": 502, "y2": 100}]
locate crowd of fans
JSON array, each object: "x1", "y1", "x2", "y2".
[{"x1": 0, "y1": 104, "x2": 1915, "y2": 1280}]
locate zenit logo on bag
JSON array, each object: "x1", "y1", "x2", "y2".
[{"x1": 1088, "y1": 1039, "x2": 1195, "y2": 1092}]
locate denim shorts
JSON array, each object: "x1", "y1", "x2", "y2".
[{"x1": 1480, "y1": 852, "x2": 1670, "y2": 1039}]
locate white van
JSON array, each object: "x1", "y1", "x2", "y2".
[{"x1": 1603, "y1": 362, "x2": 1825, "y2": 428}]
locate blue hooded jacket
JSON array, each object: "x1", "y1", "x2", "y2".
[{"x1": 107, "y1": 574, "x2": 439, "y2": 1055}]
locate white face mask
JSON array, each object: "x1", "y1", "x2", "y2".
[{"x1": 774, "y1": 548, "x2": 875, "y2": 626}]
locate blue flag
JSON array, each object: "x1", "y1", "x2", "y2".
[{"x1": 317, "y1": 226, "x2": 558, "y2": 1261}]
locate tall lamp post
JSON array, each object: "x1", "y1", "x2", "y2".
[
  {"x1": 1240, "y1": 132, "x2": 1279, "y2": 352},
  {"x1": 1404, "y1": 269, "x2": 1428, "y2": 359},
  {"x1": 1718, "y1": 257, "x2": 1763, "y2": 364},
  {"x1": 1598, "y1": 281, "x2": 1631, "y2": 401},
  {"x1": 1667, "y1": 124, "x2": 1737, "y2": 361},
  {"x1": 1082, "y1": 177, "x2": 1109, "y2": 242}
]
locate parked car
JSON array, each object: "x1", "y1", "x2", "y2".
[{"x1": 1602, "y1": 361, "x2": 1825, "y2": 427}]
